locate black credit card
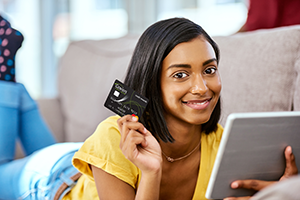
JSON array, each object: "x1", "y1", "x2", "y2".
[{"x1": 104, "y1": 79, "x2": 149, "y2": 119}]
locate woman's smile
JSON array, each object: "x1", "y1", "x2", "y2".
[{"x1": 182, "y1": 98, "x2": 212, "y2": 110}]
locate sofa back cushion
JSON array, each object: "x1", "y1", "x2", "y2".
[
  {"x1": 294, "y1": 49, "x2": 300, "y2": 111},
  {"x1": 213, "y1": 25, "x2": 300, "y2": 125}
]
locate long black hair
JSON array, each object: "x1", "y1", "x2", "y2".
[{"x1": 124, "y1": 17, "x2": 221, "y2": 143}]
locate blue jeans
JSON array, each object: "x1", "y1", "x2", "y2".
[
  {"x1": 0, "y1": 81, "x2": 56, "y2": 162},
  {"x1": 0, "y1": 81, "x2": 82, "y2": 199},
  {"x1": 0, "y1": 143, "x2": 83, "y2": 200}
]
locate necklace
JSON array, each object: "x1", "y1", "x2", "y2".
[{"x1": 161, "y1": 139, "x2": 201, "y2": 163}]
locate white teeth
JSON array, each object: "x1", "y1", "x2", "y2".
[{"x1": 189, "y1": 100, "x2": 207, "y2": 105}]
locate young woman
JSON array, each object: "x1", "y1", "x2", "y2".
[
  {"x1": 68, "y1": 17, "x2": 298, "y2": 200},
  {"x1": 0, "y1": 17, "x2": 297, "y2": 200}
]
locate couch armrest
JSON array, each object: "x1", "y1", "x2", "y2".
[{"x1": 36, "y1": 98, "x2": 65, "y2": 142}]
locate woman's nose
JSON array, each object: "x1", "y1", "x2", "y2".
[{"x1": 190, "y1": 76, "x2": 208, "y2": 95}]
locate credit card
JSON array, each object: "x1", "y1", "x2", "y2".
[{"x1": 104, "y1": 79, "x2": 149, "y2": 120}]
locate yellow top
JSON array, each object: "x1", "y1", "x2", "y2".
[{"x1": 63, "y1": 115, "x2": 223, "y2": 200}]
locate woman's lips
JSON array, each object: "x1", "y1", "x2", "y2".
[{"x1": 182, "y1": 98, "x2": 211, "y2": 110}]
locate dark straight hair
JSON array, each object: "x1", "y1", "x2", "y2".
[{"x1": 124, "y1": 17, "x2": 221, "y2": 143}]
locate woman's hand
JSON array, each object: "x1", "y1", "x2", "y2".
[
  {"x1": 118, "y1": 115, "x2": 162, "y2": 174},
  {"x1": 224, "y1": 146, "x2": 298, "y2": 200}
]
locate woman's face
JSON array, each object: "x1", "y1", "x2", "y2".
[{"x1": 160, "y1": 36, "x2": 221, "y2": 126}]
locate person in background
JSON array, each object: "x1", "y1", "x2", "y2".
[
  {"x1": 0, "y1": 15, "x2": 82, "y2": 200},
  {"x1": 238, "y1": 0, "x2": 300, "y2": 32}
]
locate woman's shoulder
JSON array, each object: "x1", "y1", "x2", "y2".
[
  {"x1": 99, "y1": 115, "x2": 121, "y2": 127},
  {"x1": 73, "y1": 115, "x2": 122, "y2": 171},
  {"x1": 79, "y1": 115, "x2": 121, "y2": 153},
  {"x1": 93, "y1": 115, "x2": 121, "y2": 135}
]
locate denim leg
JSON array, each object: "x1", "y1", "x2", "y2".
[
  {"x1": 0, "y1": 142, "x2": 83, "y2": 200},
  {"x1": 18, "y1": 83, "x2": 56, "y2": 156},
  {"x1": 0, "y1": 156, "x2": 34, "y2": 199},
  {"x1": 0, "y1": 81, "x2": 19, "y2": 164},
  {"x1": 0, "y1": 81, "x2": 56, "y2": 161}
]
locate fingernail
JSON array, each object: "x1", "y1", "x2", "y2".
[
  {"x1": 131, "y1": 114, "x2": 139, "y2": 121},
  {"x1": 286, "y1": 146, "x2": 292, "y2": 155},
  {"x1": 231, "y1": 182, "x2": 238, "y2": 189},
  {"x1": 289, "y1": 146, "x2": 293, "y2": 154},
  {"x1": 143, "y1": 128, "x2": 147, "y2": 134}
]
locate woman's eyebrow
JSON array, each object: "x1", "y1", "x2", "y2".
[
  {"x1": 167, "y1": 58, "x2": 217, "y2": 70},
  {"x1": 167, "y1": 64, "x2": 191, "y2": 70},
  {"x1": 203, "y1": 58, "x2": 217, "y2": 66}
]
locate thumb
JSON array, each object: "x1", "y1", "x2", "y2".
[{"x1": 280, "y1": 146, "x2": 298, "y2": 181}]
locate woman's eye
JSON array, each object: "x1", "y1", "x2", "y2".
[
  {"x1": 204, "y1": 67, "x2": 217, "y2": 75},
  {"x1": 173, "y1": 72, "x2": 188, "y2": 79}
]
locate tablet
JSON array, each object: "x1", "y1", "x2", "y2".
[{"x1": 205, "y1": 111, "x2": 300, "y2": 199}]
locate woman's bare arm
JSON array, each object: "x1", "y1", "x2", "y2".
[{"x1": 92, "y1": 165, "x2": 135, "y2": 200}]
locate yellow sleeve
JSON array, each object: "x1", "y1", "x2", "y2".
[{"x1": 72, "y1": 115, "x2": 140, "y2": 189}]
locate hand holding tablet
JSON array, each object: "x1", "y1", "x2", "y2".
[
  {"x1": 223, "y1": 145, "x2": 298, "y2": 200},
  {"x1": 206, "y1": 112, "x2": 300, "y2": 199}
]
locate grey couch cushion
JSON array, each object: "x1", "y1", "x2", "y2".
[
  {"x1": 213, "y1": 25, "x2": 300, "y2": 126},
  {"x1": 294, "y1": 52, "x2": 300, "y2": 111}
]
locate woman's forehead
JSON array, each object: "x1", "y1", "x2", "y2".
[{"x1": 162, "y1": 37, "x2": 216, "y2": 67}]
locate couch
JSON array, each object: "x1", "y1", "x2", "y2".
[{"x1": 16, "y1": 25, "x2": 300, "y2": 157}]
